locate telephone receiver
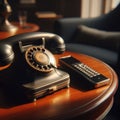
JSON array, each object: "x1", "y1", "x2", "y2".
[
  {"x1": 0, "y1": 32, "x2": 65, "y2": 67},
  {"x1": 0, "y1": 32, "x2": 70, "y2": 100}
]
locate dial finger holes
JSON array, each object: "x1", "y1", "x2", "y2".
[{"x1": 25, "y1": 46, "x2": 53, "y2": 72}]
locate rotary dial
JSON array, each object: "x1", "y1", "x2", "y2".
[{"x1": 25, "y1": 46, "x2": 53, "y2": 72}]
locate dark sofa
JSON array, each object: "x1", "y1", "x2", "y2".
[
  {"x1": 54, "y1": 3, "x2": 120, "y2": 68},
  {"x1": 54, "y1": 3, "x2": 120, "y2": 120}
]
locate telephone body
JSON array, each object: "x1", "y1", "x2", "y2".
[{"x1": 0, "y1": 32, "x2": 70, "y2": 100}]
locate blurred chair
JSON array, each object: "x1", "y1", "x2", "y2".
[{"x1": 54, "y1": 3, "x2": 120, "y2": 68}]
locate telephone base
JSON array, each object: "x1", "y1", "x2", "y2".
[{"x1": 22, "y1": 69, "x2": 70, "y2": 100}]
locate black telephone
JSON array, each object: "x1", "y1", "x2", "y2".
[{"x1": 0, "y1": 32, "x2": 70, "y2": 100}]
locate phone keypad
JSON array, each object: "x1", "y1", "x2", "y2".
[
  {"x1": 59, "y1": 56, "x2": 110, "y2": 88},
  {"x1": 73, "y1": 63, "x2": 100, "y2": 78}
]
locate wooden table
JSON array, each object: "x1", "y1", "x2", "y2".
[
  {"x1": 0, "y1": 22, "x2": 40, "y2": 40},
  {"x1": 0, "y1": 51, "x2": 118, "y2": 120}
]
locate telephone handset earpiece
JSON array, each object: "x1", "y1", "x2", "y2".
[{"x1": 0, "y1": 44, "x2": 14, "y2": 67}]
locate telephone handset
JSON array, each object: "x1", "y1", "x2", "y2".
[
  {"x1": 0, "y1": 32, "x2": 70, "y2": 100},
  {"x1": 0, "y1": 32, "x2": 65, "y2": 67}
]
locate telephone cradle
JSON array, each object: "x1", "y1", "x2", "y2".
[{"x1": 0, "y1": 32, "x2": 70, "y2": 100}]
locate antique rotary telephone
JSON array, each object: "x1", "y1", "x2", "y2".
[{"x1": 0, "y1": 32, "x2": 70, "y2": 100}]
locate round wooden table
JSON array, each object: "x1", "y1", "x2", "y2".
[
  {"x1": 0, "y1": 51, "x2": 118, "y2": 120},
  {"x1": 0, "y1": 22, "x2": 40, "y2": 40}
]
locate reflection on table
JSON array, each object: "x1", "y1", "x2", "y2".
[{"x1": 0, "y1": 22, "x2": 40, "y2": 40}]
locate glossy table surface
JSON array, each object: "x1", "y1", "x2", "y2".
[
  {"x1": 0, "y1": 51, "x2": 118, "y2": 120},
  {"x1": 0, "y1": 22, "x2": 40, "y2": 40}
]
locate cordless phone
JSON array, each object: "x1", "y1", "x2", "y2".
[{"x1": 59, "y1": 56, "x2": 110, "y2": 88}]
